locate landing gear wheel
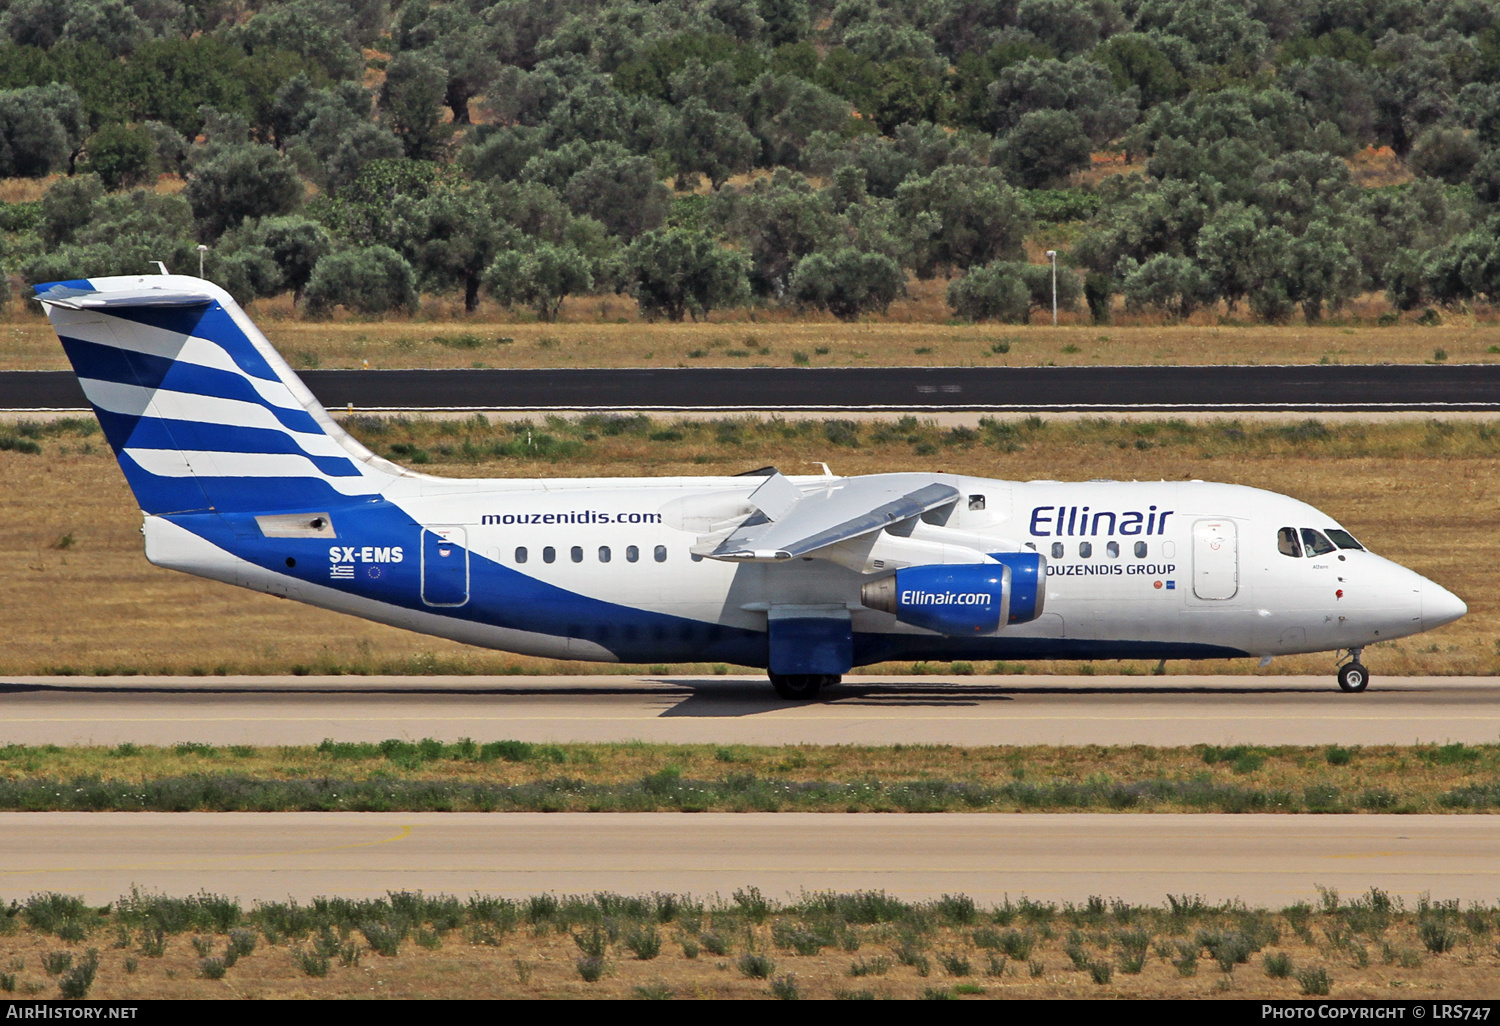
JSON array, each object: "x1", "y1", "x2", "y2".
[
  {"x1": 769, "y1": 673, "x2": 824, "y2": 700},
  {"x1": 1337, "y1": 662, "x2": 1370, "y2": 693}
]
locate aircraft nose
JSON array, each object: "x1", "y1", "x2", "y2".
[{"x1": 1422, "y1": 580, "x2": 1468, "y2": 631}]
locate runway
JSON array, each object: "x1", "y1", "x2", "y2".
[
  {"x1": 1, "y1": 812, "x2": 1495, "y2": 906},
  {"x1": 2, "y1": 674, "x2": 1495, "y2": 747},
  {"x1": 6, "y1": 364, "x2": 1500, "y2": 412}
]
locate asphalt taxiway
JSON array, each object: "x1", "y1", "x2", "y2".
[
  {"x1": 1, "y1": 812, "x2": 1494, "y2": 906},
  {"x1": 2, "y1": 674, "x2": 1495, "y2": 747},
  {"x1": 8, "y1": 363, "x2": 1500, "y2": 412}
]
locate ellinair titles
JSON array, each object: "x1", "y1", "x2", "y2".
[{"x1": 36, "y1": 273, "x2": 1468, "y2": 698}]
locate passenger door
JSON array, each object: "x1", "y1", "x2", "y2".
[
  {"x1": 421, "y1": 526, "x2": 470, "y2": 607},
  {"x1": 1192, "y1": 519, "x2": 1238, "y2": 600}
]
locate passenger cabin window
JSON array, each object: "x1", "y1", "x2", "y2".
[
  {"x1": 968, "y1": 494, "x2": 986, "y2": 510},
  {"x1": 626, "y1": 545, "x2": 639, "y2": 563},
  {"x1": 515, "y1": 546, "x2": 528, "y2": 564},
  {"x1": 1277, "y1": 527, "x2": 1301, "y2": 558},
  {"x1": 1133, "y1": 541, "x2": 1147, "y2": 558},
  {"x1": 599, "y1": 546, "x2": 611, "y2": 563},
  {"x1": 1326, "y1": 529, "x2": 1364, "y2": 551},
  {"x1": 1079, "y1": 541, "x2": 1092, "y2": 558},
  {"x1": 570, "y1": 545, "x2": 584, "y2": 563},
  {"x1": 1106, "y1": 540, "x2": 1119, "y2": 558},
  {"x1": 1050, "y1": 542, "x2": 1064, "y2": 559},
  {"x1": 654, "y1": 545, "x2": 667, "y2": 562},
  {"x1": 543, "y1": 546, "x2": 556, "y2": 564},
  {"x1": 1301, "y1": 528, "x2": 1336, "y2": 556}
]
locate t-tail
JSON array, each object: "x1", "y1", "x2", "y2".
[{"x1": 36, "y1": 274, "x2": 400, "y2": 516}]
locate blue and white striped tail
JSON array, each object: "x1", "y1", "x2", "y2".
[{"x1": 37, "y1": 274, "x2": 394, "y2": 516}]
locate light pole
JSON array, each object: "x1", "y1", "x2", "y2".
[
  {"x1": 197, "y1": 244, "x2": 208, "y2": 278},
  {"x1": 1045, "y1": 250, "x2": 1058, "y2": 326}
]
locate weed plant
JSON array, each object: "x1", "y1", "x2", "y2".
[
  {"x1": 737, "y1": 952, "x2": 775, "y2": 979},
  {"x1": 770, "y1": 974, "x2": 799, "y2": 999},
  {"x1": 57, "y1": 951, "x2": 97, "y2": 999}
]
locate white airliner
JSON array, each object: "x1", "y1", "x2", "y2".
[{"x1": 38, "y1": 274, "x2": 1466, "y2": 697}]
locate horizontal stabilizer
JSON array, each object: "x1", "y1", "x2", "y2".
[{"x1": 36, "y1": 284, "x2": 215, "y2": 309}]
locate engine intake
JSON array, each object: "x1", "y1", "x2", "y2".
[{"x1": 860, "y1": 553, "x2": 1047, "y2": 635}]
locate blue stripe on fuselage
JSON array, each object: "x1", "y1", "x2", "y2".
[{"x1": 168, "y1": 504, "x2": 1249, "y2": 668}]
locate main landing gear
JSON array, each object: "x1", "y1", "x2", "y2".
[
  {"x1": 1336, "y1": 648, "x2": 1369, "y2": 693},
  {"x1": 768, "y1": 673, "x2": 841, "y2": 700}
]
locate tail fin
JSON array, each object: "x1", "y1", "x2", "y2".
[{"x1": 37, "y1": 274, "x2": 397, "y2": 515}]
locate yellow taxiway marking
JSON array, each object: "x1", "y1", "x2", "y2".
[{"x1": 0, "y1": 824, "x2": 413, "y2": 877}]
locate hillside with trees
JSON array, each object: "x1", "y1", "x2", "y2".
[{"x1": 1, "y1": 0, "x2": 1499, "y2": 324}]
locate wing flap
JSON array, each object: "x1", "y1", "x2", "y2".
[{"x1": 698, "y1": 477, "x2": 961, "y2": 562}]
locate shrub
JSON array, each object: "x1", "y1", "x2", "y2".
[
  {"x1": 738, "y1": 952, "x2": 776, "y2": 979},
  {"x1": 57, "y1": 951, "x2": 98, "y2": 999},
  {"x1": 1418, "y1": 918, "x2": 1458, "y2": 954},
  {"x1": 1296, "y1": 966, "x2": 1332, "y2": 995},
  {"x1": 79, "y1": 124, "x2": 156, "y2": 191},
  {"x1": 572, "y1": 925, "x2": 608, "y2": 959},
  {"x1": 699, "y1": 930, "x2": 731, "y2": 956},
  {"x1": 1264, "y1": 952, "x2": 1293, "y2": 978},
  {"x1": 303, "y1": 246, "x2": 419, "y2": 316},
  {"x1": 41, "y1": 952, "x2": 72, "y2": 976},
  {"x1": 359, "y1": 920, "x2": 405, "y2": 957},
  {"x1": 24, "y1": 894, "x2": 92, "y2": 937},
  {"x1": 199, "y1": 957, "x2": 227, "y2": 980},
  {"x1": 624, "y1": 925, "x2": 661, "y2": 960},
  {"x1": 228, "y1": 929, "x2": 257, "y2": 958},
  {"x1": 295, "y1": 949, "x2": 330, "y2": 977},
  {"x1": 576, "y1": 957, "x2": 607, "y2": 982},
  {"x1": 139, "y1": 929, "x2": 166, "y2": 957},
  {"x1": 947, "y1": 263, "x2": 1030, "y2": 323},
  {"x1": 770, "y1": 974, "x2": 800, "y2": 999},
  {"x1": 786, "y1": 249, "x2": 905, "y2": 320},
  {"x1": 186, "y1": 143, "x2": 303, "y2": 240},
  {"x1": 1088, "y1": 959, "x2": 1113, "y2": 984},
  {"x1": 995, "y1": 929, "x2": 1035, "y2": 960},
  {"x1": 849, "y1": 956, "x2": 891, "y2": 977},
  {"x1": 939, "y1": 952, "x2": 973, "y2": 976}
]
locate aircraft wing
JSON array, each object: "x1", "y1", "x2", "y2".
[{"x1": 694, "y1": 474, "x2": 960, "y2": 561}]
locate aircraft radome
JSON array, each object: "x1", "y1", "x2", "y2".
[{"x1": 36, "y1": 274, "x2": 1467, "y2": 698}]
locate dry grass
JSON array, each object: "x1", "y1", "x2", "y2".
[
  {"x1": 0, "y1": 414, "x2": 1489, "y2": 677},
  {"x1": 3, "y1": 285, "x2": 1498, "y2": 371},
  {"x1": 0, "y1": 740, "x2": 1495, "y2": 815},
  {"x1": 0, "y1": 888, "x2": 1496, "y2": 999}
]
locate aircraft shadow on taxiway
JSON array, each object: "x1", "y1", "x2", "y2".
[{"x1": 0, "y1": 677, "x2": 1433, "y2": 720}]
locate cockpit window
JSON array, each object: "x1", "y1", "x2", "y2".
[
  {"x1": 1277, "y1": 527, "x2": 1301, "y2": 558},
  {"x1": 1301, "y1": 528, "x2": 1336, "y2": 556},
  {"x1": 1325, "y1": 529, "x2": 1364, "y2": 551}
]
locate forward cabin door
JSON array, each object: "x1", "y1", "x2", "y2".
[{"x1": 1191, "y1": 519, "x2": 1238, "y2": 600}]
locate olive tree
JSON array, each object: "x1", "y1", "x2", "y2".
[
  {"x1": 625, "y1": 229, "x2": 750, "y2": 321},
  {"x1": 484, "y1": 243, "x2": 594, "y2": 321}
]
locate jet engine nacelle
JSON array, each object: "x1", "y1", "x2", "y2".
[{"x1": 860, "y1": 553, "x2": 1047, "y2": 635}]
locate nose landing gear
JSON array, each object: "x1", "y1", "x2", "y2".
[{"x1": 1336, "y1": 648, "x2": 1369, "y2": 693}]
